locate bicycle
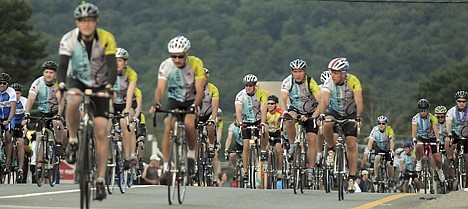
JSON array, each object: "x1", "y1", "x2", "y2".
[
  {"x1": 242, "y1": 124, "x2": 263, "y2": 189},
  {"x1": 67, "y1": 88, "x2": 112, "y2": 209},
  {"x1": 195, "y1": 120, "x2": 215, "y2": 187},
  {"x1": 416, "y1": 140, "x2": 439, "y2": 194},
  {"x1": 287, "y1": 114, "x2": 311, "y2": 194},
  {"x1": 154, "y1": 107, "x2": 194, "y2": 205},
  {"x1": 226, "y1": 149, "x2": 244, "y2": 188},
  {"x1": 280, "y1": 135, "x2": 292, "y2": 189},
  {"x1": 106, "y1": 112, "x2": 130, "y2": 194},
  {"x1": 374, "y1": 152, "x2": 392, "y2": 193},
  {"x1": 453, "y1": 136, "x2": 467, "y2": 190},
  {"x1": 1, "y1": 125, "x2": 19, "y2": 184},
  {"x1": 28, "y1": 116, "x2": 64, "y2": 187},
  {"x1": 264, "y1": 136, "x2": 279, "y2": 189},
  {"x1": 328, "y1": 118, "x2": 357, "y2": 201}
]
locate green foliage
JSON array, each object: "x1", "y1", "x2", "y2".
[
  {"x1": 0, "y1": 0, "x2": 46, "y2": 86},
  {"x1": 21, "y1": 0, "x2": 468, "y2": 141}
]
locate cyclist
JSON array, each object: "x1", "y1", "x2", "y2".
[
  {"x1": 235, "y1": 74, "x2": 269, "y2": 183},
  {"x1": 152, "y1": 35, "x2": 205, "y2": 181},
  {"x1": 318, "y1": 57, "x2": 363, "y2": 193},
  {"x1": 400, "y1": 141, "x2": 421, "y2": 193},
  {"x1": 280, "y1": 59, "x2": 321, "y2": 181},
  {"x1": 114, "y1": 47, "x2": 138, "y2": 169},
  {"x1": 316, "y1": 70, "x2": 332, "y2": 168},
  {"x1": 446, "y1": 90, "x2": 468, "y2": 190},
  {"x1": 57, "y1": 2, "x2": 117, "y2": 200},
  {"x1": 10, "y1": 83, "x2": 28, "y2": 182},
  {"x1": 367, "y1": 116, "x2": 395, "y2": 184},
  {"x1": 225, "y1": 114, "x2": 242, "y2": 168},
  {"x1": 411, "y1": 99, "x2": 444, "y2": 183},
  {"x1": 199, "y1": 67, "x2": 219, "y2": 159},
  {"x1": 266, "y1": 95, "x2": 283, "y2": 177},
  {"x1": 435, "y1": 105, "x2": 454, "y2": 190},
  {"x1": 0, "y1": 72, "x2": 17, "y2": 175},
  {"x1": 25, "y1": 61, "x2": 65, "y2": 174}
]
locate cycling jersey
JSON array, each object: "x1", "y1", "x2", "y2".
[
  {"x1": 13, "y1": 96, "x2": 27, "y2": 125},
  {"x1": 228, "y1": 123, "x2": 242, "y2": 146},
  {"x1": 0, "y1": 87, "x2": 17, "y2": 120},
  {"x1": 114, "y1": 66, "x2": 138, "y2": 104},
  {"x1": 59, "y1": 28, "x2": 117, "y2": 87},
  {"x1": 158, "y1": 56, "x2": 204, "y2": 102},
  {"x1": 29, "y1": 76, "x2": 59, "y2": 114},
  {"x1": 281, "y1": 75, "x2": 320, "y2": 114},
  {"x1": 235, "y1": 88, "x2": 268, "y2": 123},
  {"x1": 321, "y1": 73, "x2": 362, "y2": 116},
  {"x1": 401, "y1": 152, "x2": 416, "y2": 172},
  {"x1": 368, "y1": 125, "x2": 394, "y2": 150},
  {"x1": 446, "y1": 105, "x2": 467, "y2": 136},
  {"x1": 411, "y1": 113, "x2": 437, "y2": 139},
  {"x1": 437, "y1": 120, "x2": 448, "y2": 142},
  {"x1": 200, "y1": 82, "x2": 219, "y2": 116},
  {"x1": 139, "y1": 113, "x2": 146, "y2": 125},
  {"x1": 267, "y1": 108, "x2": 282, "y2": 133},
  {"x1": 134, "y1": 87, "x2": 142, "y2": 101}
]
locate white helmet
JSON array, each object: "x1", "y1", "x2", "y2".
[
  {"x1": 320, "y1": 70, "x2": 331, "y2": 83},
  {"x1": 328, "y1": 57, "x2": 349, "y2": 72},
  {"x1": 168, "y1": 36, "x2": 191, "y2": 53},
  {"x1": 217, "y1": 108, "x2": 222, "y2": 116},
  {"x1": 116, "y1": 48, "x2": 129, "y2": 59},
  {"x1": 289, "y1": 59, "x2": 307, "y2": 70},
  {"x1": 243, "y1": 74, "x2": 258, "y2": 85}
]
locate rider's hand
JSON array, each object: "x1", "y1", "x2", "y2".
[
  {"x1": 224, "y1": 149, "x2": 229, "y2": 160},
  {"x1": 412, "y1": 137, "x2": 417, "y2": 143}
]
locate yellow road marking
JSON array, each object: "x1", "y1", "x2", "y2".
[{"x1": 352, "y1": 193, "x2": 417, "y2": 209}]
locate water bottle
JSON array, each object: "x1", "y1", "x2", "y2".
[{"x1": 277, "y1": 180, "x2": 283, "y2": 189}]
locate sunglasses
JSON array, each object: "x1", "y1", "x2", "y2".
[
  {"x1": 267, "y1": 102, "x2": 276, "y2": 105},
  {"x1": 436, "y1": 116, "x2": 445, "y2": 119},
  {"x1": 170, "y1": 54, "x2": 185, "y2": 59},
  {"x1": 457, "y1": 100, "x2": 467, "y2": 103},
  {"x1": 378, "y1": 123, "x2": 386, "y2": 125},
  {"x1": 419, "y1": 109, "x2": 428, "y2": 112},
  {"x1": 0, "y1": 82, "x2": 8, "y2": 86},
  {"x1": 245, "y1": 84, "x2": 254, "y2": 87}
]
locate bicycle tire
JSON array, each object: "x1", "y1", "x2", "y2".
[
  {"x1": 48, "y1": 141, "x2": 59, "y2": 187},
  {"x1": 167, "y1": 137, "x2": 178, "y2": 205},
  {"x1": 36, "y1": 139, "x2": 45, "y2": 187},
  {"x1": 127, "y1": 165, "x2": 136, "y2": 188},
  {"x1": 178, "y1": 139, "x2": 188, "y2": 204},
  {"x1": 106, "y1": 142, "x2": 117, "y2": 194},
  {"x1": 292, "y1": 144, "x2": 301, "y2": 194},
  {"x1": 269, "y1": 150, "x2": 277, "y2": 189},
  {"x1": 458, "y1": 155, "x2": 465, "y2": 190},
  {"x1": 336, "y1": 146, "x2": 344, "y2": 201},
  {"x1": 249, "y1": 144, "x2": 257, "y2": 189},
  {"x1": 78, "y1": 125, "x2": 91, "y2": 209}
]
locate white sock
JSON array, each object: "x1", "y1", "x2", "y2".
[
  {"x1": 163, "y1": 162, "x2": 169, "y2": 171},
  {"x1": 69, "y1": 137, "x2": 78, "y2": 144},
  {"x1": 187, "y1": 149, "x2": 195, "y2": 159}
]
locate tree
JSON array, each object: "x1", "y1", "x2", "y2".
[{"x1": 0, "y1": 0, "x2": 46, "y2": 85}]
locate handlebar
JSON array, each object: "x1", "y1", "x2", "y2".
[{"x1": 152, "y1": 108, "x2": 196, "y2": 127}]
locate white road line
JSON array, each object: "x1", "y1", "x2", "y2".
[
  {"x1": 0, "y1": 185, "x2": 156, "y2": 199},
  {"x1": 0, "y1": 205, "x2": 77, "y2": 209},
  {"x1": 0, "y1": 189, "x2": 80, "y2": 199}
]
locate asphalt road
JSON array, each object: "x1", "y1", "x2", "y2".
[{"x1": 0, "y1": 184, "x2": 443, "y2": 209}]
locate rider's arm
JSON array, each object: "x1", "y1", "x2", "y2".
[
  {"x1": 25, "y1": 92, "x2": 37, "y2": 115},
  {"x1": 225, "y1": 130, "x2": 233, "y2": 151},
  {"x1": 154, "y1": 78, "x2": 167, "y2": 105},
  {"x1": 7, "y1": 101, "x2": 16, "y2": 123},
  {"x1": 57, "y1": 55, "x2": 70, "y2": 85},
  {"x1": 367, "y1": 137, "x2": 375, "y2": 151},
  {"x1": 135, "y1": 92, "x2": 142, "y2": 119},
  {"x1": 235, "y1": 102, "x2": 243, "y2": 125},
  {"x1": 260, "y1": 101, "x2": 267, "y2": 124},
  {"x1": 312, "y1": 92, "x2": 321, "y2": 117},
  {"x1": 280, "y1": 91, "x2": 289, "y2": 112},
  {"x1": 446, "y1": 118, "x2": 453, "y2": 137},
  {"x1": 354, "y1": 89, "x2": 363, "y2": 118},
  {"x1": 390, "y1": 136, "x2": 395, "y2": 150},
  {"x1": 319, "y1": 90, "x2": 331, "y2": 114},
  {"x1": 210, "y1": 98, "x2": 219, "y2": 121},
  {"x1": 125, "y1": 80, "x2": 137, "y2": 113},
  {"x1": 194, "y1": 78, "x2": 204, "y2": 108},
  {"x1": 411, "y1": 123, "x2": 417, "y2": 140}
]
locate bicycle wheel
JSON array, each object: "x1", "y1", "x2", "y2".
[
  {"x1": 336, "y1": 147, "x2": 344, "y2": 201},
  {"x1": 127, "y1": 165, "x2": 136, "y2": 188},
  {"x1": 422, "y1": 157, "x2": 429, "y2": 194},
  {"x1": 178, "y1": 140, "x2": 188, "y2": 204},
  {"x1": 196, "y1": 141, "x2": 206, "y2": 186},
  {"x1": 36, "y1": 139, "x2": 45, "y2": 187},
  {"x1": 49, "y1": 142, "x2": 60, "y2": 187},
  {"x1": 249, "y1": 145, "x2": 258, "y2": 189},
  {"x1": 106, "y1": 142, "x2": 117, "y2": 194},
  {"x1": 377, "y1": 166, "x2": 387, "y2": 193},
  {"x1": 268, "y1": 151, "x2": 277, "y2": 189},
  {"x1": 292, "y1": 145, "x2": 301, "y2": 194},
  {"x1": 167, "y1": 138, "x2": 178, "y2": 205},
  {"x1": 78, "y1": 126, "x2": 91, "y2": 209},
  {"x1": 458, "y1": 155, "x2": 465, "y2": 190}
]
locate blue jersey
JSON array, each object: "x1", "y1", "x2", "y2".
[
  {"x1": 0, "y1": 87, "x2": 17, "y2": 120},
  {"x1": 13, "y1": 96, "x2": 27, "y2": 125}
]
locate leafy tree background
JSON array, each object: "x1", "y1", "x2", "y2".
[{"x1": 4, "y1": 0, "x2": 468, "y2": 148}]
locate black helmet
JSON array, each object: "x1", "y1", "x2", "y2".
[
  {"x1": 10, "y1": 83, "x2": 23, "y2": 91},
  {"x1": 418, "y1": 99, "x2": 430, "y2": 110},
  {"x1": 267, "y1": 95, "x2": 279, "y2": 104},
  {"x1": 0, "y1": 73, "x2": 11, "y2": 82},
  {"x1": 42, "y1": 61, "x2": 58, "y2": 71},
  {"x1": 74, "y1": 3, "x2": 99, "y2": 20}
]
